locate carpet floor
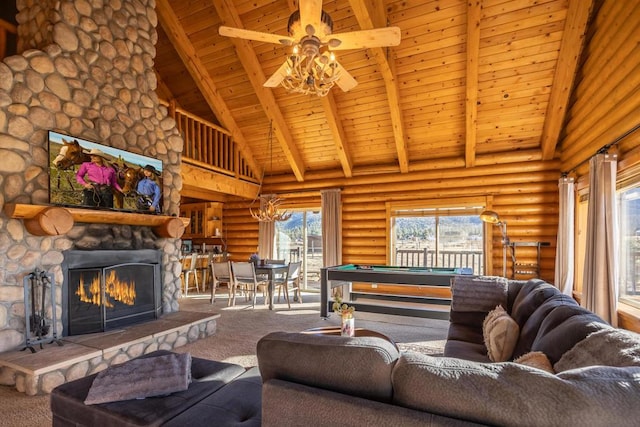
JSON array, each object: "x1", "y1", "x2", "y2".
[{"x1": 0, "y1": 292, "x2": 449, "y2": 427}]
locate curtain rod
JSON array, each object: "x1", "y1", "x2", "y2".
[{"x1": 562, "y1": 122, "x2": 640, "y2": 176}]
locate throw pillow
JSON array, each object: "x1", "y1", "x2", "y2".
[
  {"x1": 483, "y1": 305, "x2": 519, "y2": 362},
  {"x1": 84, "y1": 352, "x2": 192, "y2": 405},
  {"x1": 513, "y1": 351, "x2": 554, "y2": 373},
  {"x1": 451, "y1": 275, "x2": 509, "y2": 312},
  {"x1": 554, "y1": 328, "x2": 640, "y2": 373}
]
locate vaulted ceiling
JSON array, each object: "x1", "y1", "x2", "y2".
[{"x1": 153, "y1": 0, "x2": 593, "y2": 184}]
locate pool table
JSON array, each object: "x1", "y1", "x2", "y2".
[{"x1": 320, "y1": 264, "x2": 474, "y2": 319}]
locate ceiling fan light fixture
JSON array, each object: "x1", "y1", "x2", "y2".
[
  {"x1": 281, "y1": 42, "x2": 341, "y2": 96},
  {"x1": 220, "y1": 2, "x2": 400, "y2": 96},
  {"x1": 277, "y1": 8, "x2": 341, "y2": 97}
]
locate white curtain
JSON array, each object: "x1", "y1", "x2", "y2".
[
  {"x1": 321, "y1": 189, "x2": 342, "y2": 267},
  {"x1": 257, "y1": 197, "x2": 275, "y2": 260},
  {"x1": 583, "y1": 153, "x2": 619, "y2": 326},
  {"x1": 555, "y1": 176, "x2": 575, "y2": 296}
]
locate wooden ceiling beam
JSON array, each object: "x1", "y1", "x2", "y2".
[
  {"x1": 349, "y1": 0, "x2": 409, "y2": 173},
  {"x1": 321, "y1": 93, "x2": 354, "y2": 177},
  {"x1": 155, "y1": 0, "x2": 261, "y2": 178},
  {"x1": 540, "y1": 0, "x2": 595, "y2": 160},
  {"x1": 465, "y1": 0, "x2": 481, "y2": 168},
  {"x1": 181, "y1": 163, "x2": 259, "y2": 200},
  {"x1": 214, "y1": 0, "x2": 306, "y2": 182}
]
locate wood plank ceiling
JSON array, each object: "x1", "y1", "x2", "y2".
[{"x1": 153, "y1": 0, "x2": 592, "y2": 184}]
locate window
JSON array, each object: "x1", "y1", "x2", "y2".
[
  {"x1": 574, "y1": 190, "x2": 589, "y2": 298},
  {"x1": 619, "y1": 184, "x2": 640, "y2": 309},
  {"x1": 274, "y1": 210, "x2": 322, "y2": 291},
  {"x1": 388, "y1": 198, "x2": 486, "y2": 274}
]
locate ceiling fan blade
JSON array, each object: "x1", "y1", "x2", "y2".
[
  {"x1": 335, "y1": 64, "x2": 358, "y2": 92},
  {"x1": 299, "y1": 0, "x2": 323, "y2": 34},
  {"x1": 219, "y1": 26, "x2": 294, "y2": 46},
  {"x1": 327, "y1": 27, "x2": 401, "y2": 50},
  {"x1": 264, "y1": 61, "x2": 290, "y2": 88}
]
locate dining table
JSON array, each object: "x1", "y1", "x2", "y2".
[{"x1": 255, "y1": 263, "x2": 288, "y2": 310}]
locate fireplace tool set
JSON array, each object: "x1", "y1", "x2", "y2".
[{"x1": 23, "y1": 268, "x2": 62, "y2": 352}]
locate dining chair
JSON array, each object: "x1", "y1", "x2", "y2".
[
  {"x1": 199, "y1": 252, "x2": 214, "y2": 292},
  {"x1": 273, "y1": 261, "x2": 303, "y2": 309},
  {"x1": 230, "y1": 262, "x2": 268, "y2": 307},
  {"x1": 181, "y1": 253, "x2": 199, "y2": 297},
  {"x1": 210, "y1": 260, "x2": 233, "y2": 305}
]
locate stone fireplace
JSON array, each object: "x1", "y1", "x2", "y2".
[{"x1": 0, "y1": 0, "x2": 187, "y2": 353}]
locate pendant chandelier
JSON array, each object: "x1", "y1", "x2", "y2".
[
  {"x1": 250, "y1": 195, "x2": 292, "y2": 222},
  {"x1": 250, "y1": 121, "x2": 292, "y2": 222}
]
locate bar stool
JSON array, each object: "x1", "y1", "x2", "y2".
[{"x1": 181, "y1": 253, "x2": 199, "y2": 297}]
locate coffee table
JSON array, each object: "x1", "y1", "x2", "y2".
[{"x1": 302, "y1": 326, "x2": 398, "y2": 349}]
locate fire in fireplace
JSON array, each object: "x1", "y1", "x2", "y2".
[{"x1": 61, "y1": 250, "x2": 162, "y2": 336}]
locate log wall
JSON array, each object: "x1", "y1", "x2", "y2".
[
  {"x1": 224, "y1": 159, "x2": 560, "y2": 283},
  {"x1": 561, "y1": 0, "x2": 640, "y2": 175}
]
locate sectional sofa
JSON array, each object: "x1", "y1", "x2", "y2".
[{"x1": 257, "y1": 277, "x2": 640, "y2": 426}]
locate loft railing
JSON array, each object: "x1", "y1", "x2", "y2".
[
  {"x1": 395, "y1": 248, "x2": 484, "y2": 275},
  {"x1": 160, "y1": 100, "x2": 258, "y2": 183}
]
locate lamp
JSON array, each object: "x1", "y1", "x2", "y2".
[
  {"x1": 480, "y1": 210, "x2": 510, "y2": 277},
  {"x1": 250, "y1": 121, "x2": 292, "y2": 222},
  {"x1": 280, "y1": 10, "x2": 341, "y2": 97}
]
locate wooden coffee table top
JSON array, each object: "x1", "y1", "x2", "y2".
[{"x1": 302, "y1": 326, "x2": 398, "y2": 349}]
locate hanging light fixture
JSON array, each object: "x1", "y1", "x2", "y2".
[
  {"x1": 250, "y1": 121, "x2": 292, "y2": 222},
  {"x1": 280, "y1": 42, "x2": 340, "y2": 97},
  {"x1": 250, "y1": 195, "x2": 292, "y2": 222},
  {"x1": 279, "y1": 10, "x2": 341, "y2": 97}
]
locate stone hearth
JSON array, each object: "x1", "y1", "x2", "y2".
[{"x1": 0, "y1": 311, "x2": 218, "y2": 396}]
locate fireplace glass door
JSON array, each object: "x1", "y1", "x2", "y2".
[{"x1": 67, "y1": 262, "x2": 157, "y2": 335}]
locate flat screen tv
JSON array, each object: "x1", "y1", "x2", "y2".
[{"x1": 48, "y1": 131, "x2": 164, "y2": 214}]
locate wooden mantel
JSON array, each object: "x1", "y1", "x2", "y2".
[{"x1": 4, "y1": 203, "x2": 190, "y2": 238}]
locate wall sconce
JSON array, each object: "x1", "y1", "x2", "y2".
[{"x1": 480, "y1": 210, "x2": 509, "y2": 277}]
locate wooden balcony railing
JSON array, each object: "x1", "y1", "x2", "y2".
[
  {"x1": 395, "y1": 248, "x2": 484, "y2": 275},
  {"x1": 160, "y1": 100, "x2": 258, "y2": 183}
]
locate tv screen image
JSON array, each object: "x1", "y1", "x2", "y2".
[{"x1": 48, "y1": 131, "x2": 163, "y2": 214}]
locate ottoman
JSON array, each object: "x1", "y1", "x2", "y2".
[
  {"x1": 163, "y1": 367, "x2": 262, "y2": 426},
  {"x1": 50, "y1": 350, "x2": 251, "y2": 426}
]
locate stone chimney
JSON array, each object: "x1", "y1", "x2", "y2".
[{"x1": 0, "y1": 0, "x2": 185, "y2": 352}]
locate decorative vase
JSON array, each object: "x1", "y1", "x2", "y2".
[{"x1": 341, "y1": 315, "x2": 355, "y2": 337}]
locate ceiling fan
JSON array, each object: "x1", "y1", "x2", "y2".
[{"x1": 219, "y1": 0, "x2": 401, "y2": 96}]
